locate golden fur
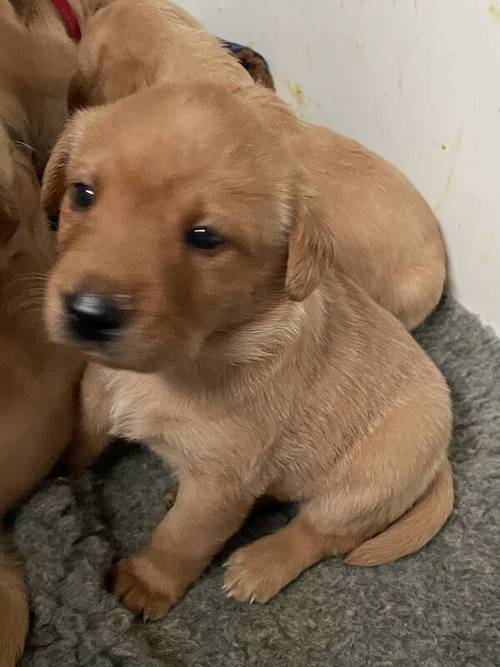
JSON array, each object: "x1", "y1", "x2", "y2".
[
  {"x1": 0, "y1": 9, "x2": 82, "y2": 664},
  {"x1": 42, "y1": 83, "x2": 453, "y2": 618},
  {"x1": 0, "y1": 0, "x2": 449, "y2": 644}
]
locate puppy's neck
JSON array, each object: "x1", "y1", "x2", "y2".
[
  {"x1": 209, "y1": 294, "x2": 324, "y2": 364},
  {"x1": 163, "y1": 290, "x2": 327, "y2": 400},
  {"x1": 0, "y1": 13, "x2": 77, "y2": 170},
  {"x1": 57, "y1": 0, "x2": 114, "y2": 29},
  {"x1": 12, "y1": 0, "x2": 88, "y2": 37}
]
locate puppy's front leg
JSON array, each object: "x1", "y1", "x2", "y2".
[
  {"x1": 62, "y1": 363, "x2": 112, "y2": 472},
  {"x1": 112, "y1": 477, "x2": 252, "y2": 619}
]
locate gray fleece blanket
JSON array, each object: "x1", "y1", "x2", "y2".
[{"x1": 10, "y1": 295, "x2": 500, "y2": 666}]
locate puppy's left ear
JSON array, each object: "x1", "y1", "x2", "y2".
[{"x1": 285, "y1": 184, "x2": 335, "y2": 301}]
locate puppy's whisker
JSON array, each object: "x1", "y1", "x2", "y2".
[
  {"x1": 8, "y1": 272, "x2": 48, "y2": 290},
  {"x1": 13, "y1": 140, "x2": 36, "y2": 154},
  {"x1": 2, "y1": 274, "x2": 47, "y2": 322}
]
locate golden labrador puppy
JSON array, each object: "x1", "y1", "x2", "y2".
[
  {"x1": 42, "y1": 84, "x2": 453, "y2": 619},
  {"x1": 66, "y1": 0, "x2": 446, "y2": 331},
  {"x1": 0, "y1": 12, "x2": 81, "y2": 665}
]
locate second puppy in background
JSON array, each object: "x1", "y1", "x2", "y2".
[{"x1": 66, "y1": 0, "x2": 446, "y2": 332}]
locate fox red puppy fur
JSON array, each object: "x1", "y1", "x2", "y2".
[
  {"x1": 42, "y1": 84, "x2": 453, "y2": 619},
  {"x1": 0, "y1": 11, "x2": 81, "y2": 664},
  {"x1": 0, "y1": 120, "x2": 79, "y2": 667},
  {"x1": 66, "y1": 0, "x2": 446, "y2": 332}
]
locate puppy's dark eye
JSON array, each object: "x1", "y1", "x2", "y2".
[
  {"x1": 73, "y1": 182, "x2": 95, "y2": 209},
  {"x1": 185, "y1": 226, "x2": 224, "y2": 250},
  {"x1": 47, "y1": 212, "x2": 59, "y2": 231}
]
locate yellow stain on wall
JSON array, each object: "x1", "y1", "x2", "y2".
[
  {"x1": 288, "y1": 82, "x2": 305, "y2": 107},
  {"x1": 435, "y1": 123, "x2": 464, "y2": 212},
  {"x1": 397, "y1": 63, "x2": 404, "y2": 94},
  {"x1": 489, "y1": 2, "x2": 500, "y2": 21}
]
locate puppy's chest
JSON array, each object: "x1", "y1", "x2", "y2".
[{"x1": 106, "y1": 374, "x2": 235, "y2": 467}]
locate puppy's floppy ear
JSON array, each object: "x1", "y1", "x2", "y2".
[
  {"x1": 41, "y1": 110, "x2": 93, "y2": 219},
  {"x1": 285, "y1": 182, "x2": 335, "y2": 301}
]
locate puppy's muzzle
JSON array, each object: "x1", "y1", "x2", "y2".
[{"x1": 63, "y1": 292, "x2": 127, "y2": 344}]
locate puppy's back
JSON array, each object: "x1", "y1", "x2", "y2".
[{"x1": 70, "y1": 0, "x2": 252, "y2": 108}]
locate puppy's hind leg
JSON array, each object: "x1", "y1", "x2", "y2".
[
  {"x1": 223, "y1": 514, "x2": 357, "y2": 603},
  {"x1": 62, "y1": 363, "x2": 112, "y2": 472},
  {"x1": 224, "y1": 394, "x2": 452, "y2": 603}
]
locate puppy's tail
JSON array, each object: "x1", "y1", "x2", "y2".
[
  {"x1": 0, "y1": 534, "x2": 29, "y2": 666},
  {"x1": 345, "y1": 460, "x2": 453, "y2": 567}
]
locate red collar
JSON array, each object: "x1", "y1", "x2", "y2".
[{"x1": 50, "y1": 0, "x2": 81, "y2": 41}]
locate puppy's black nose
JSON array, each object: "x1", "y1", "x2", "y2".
[{"x1": 64, "y1": 292, "x2": 126, "y2": 343}]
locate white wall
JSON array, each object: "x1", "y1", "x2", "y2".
[{"x1": 180, "y1": 0, "x2": 500, "y2": 332}]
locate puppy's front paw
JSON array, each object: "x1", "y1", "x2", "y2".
[
  {"x1": 111, "y1": 553, "x2": 182, "y2": 620},
  {"x1": 223, "y1": 538, "x2": 290, "y2": 604}
]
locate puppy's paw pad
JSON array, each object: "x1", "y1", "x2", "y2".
[
  {"x1": 223, "y1": 541, "x2": 287, "y2": 604},
  {"x1": 111, "y1": 558, "x2": 173, "y2": 620}
]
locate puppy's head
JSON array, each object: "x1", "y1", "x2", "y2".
[{"x1": 42, "y1": 84, "x2": 334, "y2": 372}]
